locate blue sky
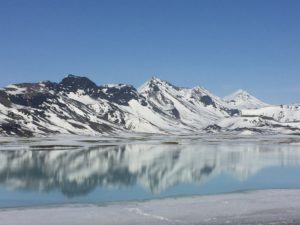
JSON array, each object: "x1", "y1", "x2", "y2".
[{"x1": 0, "y1": 0, "x2": 299, "y2": 104}]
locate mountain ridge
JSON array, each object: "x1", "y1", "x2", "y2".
[{"x1": 0, "y1": 74, "x2": 299, "y2": 137}]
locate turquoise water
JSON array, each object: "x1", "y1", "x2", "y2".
[{"x1": 0, "y1": 141, "x2": 300, "y2": 208}]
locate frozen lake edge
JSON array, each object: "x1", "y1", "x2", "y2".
[{"x1": 1, "y1": 189, "x2": 300, "y2": 225}]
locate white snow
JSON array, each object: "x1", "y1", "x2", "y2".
[
  {"x1": 0, "y1": 77, "x2": 299, "y2": 136},
  {"x1": 67, "y1": 91, "x2": 98, "y2": 105},
  {"x1": 224, "y1": 89, "x2": 269, "y2": 109},
  {"x1": 4, "y1": 85, "x2": 27, "y2": 95},
  {"x1": 1, "y1": 189, "x2": 300, "y2": 225},
  {"x1": 242, "y1": 105, "x2": 300, "y2": 123}
]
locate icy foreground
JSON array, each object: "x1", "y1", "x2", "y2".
[
  {"x1": 1, "y1": 189, "x2": 300, "y2": 225},
  {"x1": 0, "y1": 75, "x2": 299, "y2": 136}
]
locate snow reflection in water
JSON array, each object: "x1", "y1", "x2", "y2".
[{"x1": 0, "y1": 141, "x2": 300, "y2": 207}]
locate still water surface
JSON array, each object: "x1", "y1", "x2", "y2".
[{"x1": 0, "y1": 139, "x2": 300, "y2": 208}]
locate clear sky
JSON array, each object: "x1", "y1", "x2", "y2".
[{"x1": 0, "y1": 0, "x2": 299, "y2": 104}]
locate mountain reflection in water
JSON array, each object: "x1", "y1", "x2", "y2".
[{"x1": 0, "y1": 143, "x2": 300, "y2": 197}]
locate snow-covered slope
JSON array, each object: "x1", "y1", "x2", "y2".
[
  {"x1": 138, "y1": 77, "x2": 239, "y2": 130},
  {"x1": 224, "y1": 89, "x2": 269, "y2": 109},
  {"x1": 242, "y1": 105, "x2": 300, "y2": 123},
  {"x1": 0, "y1": 74, "x2": 299, "y2": 136}
]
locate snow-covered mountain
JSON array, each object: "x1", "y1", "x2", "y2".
[
  {"x1": 0, "y1": 75, "x2": 299, "y2": 136},
  {"x1": 138, "y1": 77, "x2": 239, "y2": 131},
  {"x1": 224, "y1": 89, "x2": 269, "y2": 109}
]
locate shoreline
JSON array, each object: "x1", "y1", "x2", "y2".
[
  {"x1": 0, "y1": 187, "x2": 295, "y2": 211},
  {"x1": 1, "y1": 189, "x2": 300, "y2": 225}
]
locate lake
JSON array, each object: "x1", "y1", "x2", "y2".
[{"x1": 0, "y1": 135, "x2": 300, "y2": 208}]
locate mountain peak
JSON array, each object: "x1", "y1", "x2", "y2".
[
  {"x1": 224, "y1": 89, "x2": 269, "y2": 109},
  {"x1": 1, "y1": 75, "x2": 299, "y2": 137},
  {"x1": 138, "y1": 76, "x2": 180, "y2": 93},
  {"x1": 148, "y1": 76, "x2": 167, "y2": 85},
  {"x1": 224, "y1": 89, "x2": 251, "y2": 100},
  {"x1": 138, "y1": 76, "x2": 165, "y2": 93},
  {"x1": 59, "y1": 74, "x2": 97, "y2": 92},
  {"x1": 150, "y1": 76, "x2": 163, "y2": 81}
]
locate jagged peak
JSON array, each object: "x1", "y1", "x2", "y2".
[
  {"x1": 138, "y1": 76, "x2": 180, "y2": 93},
  {"x1": 192, "y1": 86, "x2": 212, "y2": 94},
  {"x1": 59, "y1": 74, "x2": 97, "y2": 91},
  {"x1": 146, "y1": 76, "x2": 168, "y2": 86},
  {"x1": 61, "y1": 74, "x2": 94, "y2": 82},
  {"x1": 150, "y1": 76, "x2": 164, "y2": 82}
]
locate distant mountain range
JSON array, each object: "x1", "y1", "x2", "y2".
[{"x1": 0, "y1": 74, "x2": 299, "y2": 136}]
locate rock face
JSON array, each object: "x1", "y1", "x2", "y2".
[{"x1": 0, "y1": 75, "x2": 299, "y2": 136}]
